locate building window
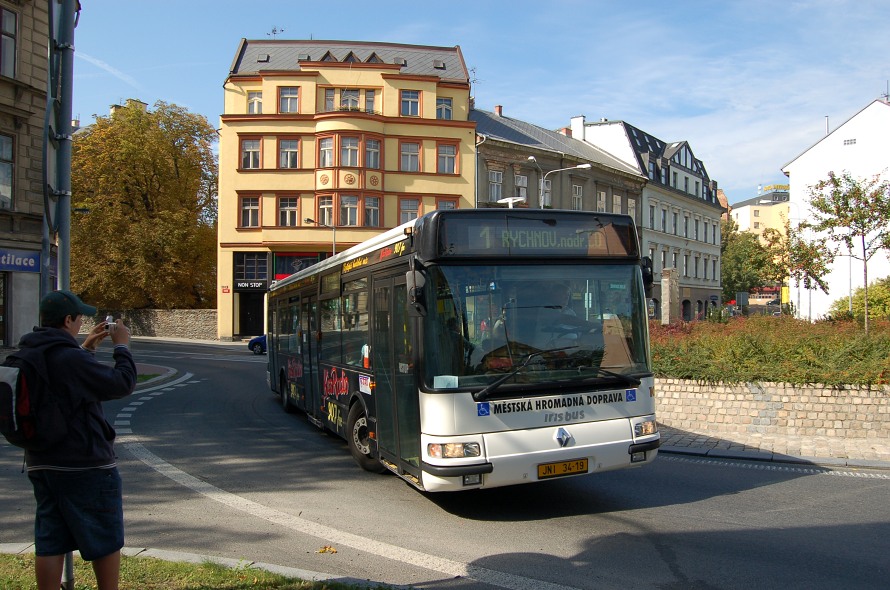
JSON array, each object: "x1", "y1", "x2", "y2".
[
  {"x1": 240, "y1": 138, "x2": 261, "y2": 169},
  {"x1": 649, "y1": 205, "x2": 655, "y2": 229},
  {"x1": 340, "y1": 195, "x2": 359, "y2": 226},
  {"x1": 753, "y1": 221, "x2": 760, "y2": 229},
  {"x1": 365, "y1": 139, "x2": 380, "y2": 169},
  {"x1": 365, "y1": 90, "x2": 376, "y2": 114},
  {"x1": 703, "y1": 222, "x2": 709, "y2": 243},
  {"x1": 843, "y1": 138, "x2": 856, "y2": 145},
  {"x1": 672, "y1": 252, "x2": 677, "y2": 270},
  {"x1": 436, "y1": 97, "x2": 453, "y2": 120},
  {"x1": 712, "y1": 259, "x2": 717, "y2": 279},
  {"x1": 515, "y1": 175, "x2": 528, "y2": 199},
  {"x1": 541, "y1": 179, "x2": 552, "y2": 207},
  {"x1": 364, "y1": 196, "x2": 380, "y2": 227},
  {"x1": 341, "y1": 137, "x2": 359, "y2": 167},
  {"x1": 661, "y1": 250, "x2": 667, "y2": 272},
  {"x1": 234, "y1": 252, "x2": 268, "y2": 280},
  {"x1": 684, "y1": 216, "x2": 689, "y2": 237},
  {"x1": 318, "y1": 137, "x2": 333, "y2": 167},
  {"x1": 240, "y1": 196, "x2": 260, "y2": 227},
  {"x1": 400, "y1": 90, "x2": 420, "y2": 116},
  {"x1": 572, "y1": 184, "x2": 582, "y2": 210},
  {"x1": 612, "y1": 194, "x2": 622, "y2": 214},
  {"x1": 660, "y1": 168, "x2": 667, "y2": 184},
  {"x1": 318, "y1": 196, "x2": 334, "y2": 226},
  {"x1": 278, "y1": 139, "x2": 299, "y2": 169},
  {"x1": 684, "y1": 177, "x2": 689, "y2": 193},
  {"x1": 489, "y1": 170, "x2": 502, "y2": 201},
  {"x1": 597, "y1": 191, "x2": 606, "y2": 212},
  {"x1": 437, "y1": 144, "x2": 456, "y2": 174},
  {"x1": 279, "y1": 87, "x2": 299, "y2": 113},
  {"x1": 324, "y1": 88, "x2": 335, "y2": 111},
  {"x1": 754, "y1": 209, "x2": 760, "y2": 217},
  {"x1": 695, "y1": 181, "x2": 700, "y2": 197},
  {"x1": 694, "y1": 256, "x2": 699, "y2": 279},
  {"x1": 399, "y1": 198, "x2": 420, "y2": 223},
  {"x1": 661, "y1": 209, "x2": 667, "y2": 232},
  {"x1": 627, "y1": 198, "x2": 636, "y2": 220},
  {"x1": 683, "y1": 254, "x2": 689, "y2": 277},
  {"x1": 437, "y1": 198, "x2": 458, "y2": 210},
  {"x1": 672, "y1": 212, "x2": 678, "y2": 235},
  {"x1": 1, "y1": 9, "x2": 16, "y2": 78},
  {"x1": 648, "y1": 161, "x2": 656, "y2": 180},
  {"x1": 400, "y1": 142, "x2": 420, "y2": 172},
  {"x1": 0, "y1": 133, "x2": 12, "y2": 209},
  {"x1": 341, "y1": 89, "x2": 360, "y2": 111},
  {"x1": 278, "y1": 196, "x2": 298, "y2": 226},
  {"x1": 694, "y1": 219, "x2": 700, "y2": 240},
  {"x1": 672, "y1": 171, "x2": 678, "y2": 188},
  {"x1": 247, "y1": 91, "x2": 262, "y2": 114}
]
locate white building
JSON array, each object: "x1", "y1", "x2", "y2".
[{"x1": 781, "y1": 98, "x2": 890, "y2": 320}]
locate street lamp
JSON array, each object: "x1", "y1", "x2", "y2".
[
  {"x1": 528, "y1": 156, "x2": 592, "y2": 208},
  {"x1": 304, "y1": 217, "x2": 336, "y2": 256}
]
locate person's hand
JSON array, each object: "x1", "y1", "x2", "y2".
[
  {"x1": 82, "y1": 321, "x2": 110, "y2": 352},
  {"x1": 109, "y1": 319, "x2": 131, "y2": 346}
]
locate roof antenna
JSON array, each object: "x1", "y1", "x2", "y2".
[
  {"x1": 882, "y1": 80, "x2": 889, "y2": 103},
  {"x1": 267, "y1": 27, "x2": 285, "y2": 39}
]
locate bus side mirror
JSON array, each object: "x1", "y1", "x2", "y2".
[
  {"x1": 641, "y1": 256, "x2": 654, "y2": 288},
  {"x1": 406, "y1": 269, "x2": 427, "y2": 316}
]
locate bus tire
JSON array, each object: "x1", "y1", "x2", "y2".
[
  {"x1": 347, "y1": 403, "x2": 385, "y2": 473},
  {"x1": 280, "y1": 375, "x2": 295, "y2": 414}
]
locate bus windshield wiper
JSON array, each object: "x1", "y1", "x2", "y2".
[
  {"x1": 578, "y1": 367, "x2": 641, "y2": 387},
  {"x1": 474, "y1": 346, "x2": 577, "y2": 402}
]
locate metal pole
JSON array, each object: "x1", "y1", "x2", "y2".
[
  {"x1": 57, "y1": 0, "x2": 76, "y2": 291},
  {"x1": 331, "y1": 225, "x2": 336, "y2": 256}
]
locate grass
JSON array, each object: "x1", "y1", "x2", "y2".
[
  {"x1": 649, "y1": 315, "x2": 890, "y2": 386},
  {"x1": 0, "y1": 553, "x2": 392, "y2": 590},
  {"x1": 136, "y1": 373, "x2": 160, "y2": 383}
]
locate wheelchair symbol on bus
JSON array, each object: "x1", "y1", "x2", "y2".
[{"x1": 477, "y1": 402, "x2": 491, "y2": 417}]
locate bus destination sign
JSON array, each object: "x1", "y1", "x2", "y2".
[{"x1": 438, "y1": 215, "x2": 638, "y2": 258}]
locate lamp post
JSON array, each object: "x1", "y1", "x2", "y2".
[
  {"x1": 304, "y1": 217, "x2": 336, "y2": 256},
  {"x1": 527, "y1": 156, "x2": 591, "y2": 208}
]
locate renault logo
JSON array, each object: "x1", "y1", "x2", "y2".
[{"x1": 555, "y1": 427, "x2": 572, "y2": 448}]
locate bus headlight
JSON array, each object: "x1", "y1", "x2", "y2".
[
  {"x1": 428, "y1": 442, "x2": 481, "y2": 458},
  {"x1": 634, "y1": 417, "x2": 658, "y2": 437}
]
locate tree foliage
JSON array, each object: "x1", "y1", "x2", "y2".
[
  {"x1": 828, "y1": 276, "x2": 890, "y2": 320},
  {"x1": 806, "y1": 170, "x2": 890, "y2": 333},
  {"x1": 720, "y1": 217, "x2": 772, "y2": 302},
  {"x1": 70, "y1": 101, "x2": 218, "y2": 309},
  {"x1": 762, "y1": 219, "x2": 833, "y2": 294}
]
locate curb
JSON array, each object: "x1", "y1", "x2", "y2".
[{"x1": 659, "y1": 444, "x2": 890, "y2": 470}]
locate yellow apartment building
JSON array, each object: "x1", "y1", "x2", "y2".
[{"x1": 218, "y1": 39, "x2": 475, "y2": 340}]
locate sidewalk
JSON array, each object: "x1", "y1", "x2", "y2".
[{"x1": 658, "y1": 424, "x2": 890, "y2": 469}]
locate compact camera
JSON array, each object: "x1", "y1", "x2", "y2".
[{"x1": 105, "y1": 315, "x2": 114, "y2": 331}]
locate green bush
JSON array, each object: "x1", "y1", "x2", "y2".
[{"x1": 649, "y1": 316, "x2": 890, "y2": 386}]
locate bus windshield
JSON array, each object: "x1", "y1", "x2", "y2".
[{"x1": 422, "y1": 263, "x2": 650, "y2": 393}]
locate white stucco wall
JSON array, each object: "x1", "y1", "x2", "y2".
[{"x1": 782, "y1": 99, "x2": 890, "y2": 319}]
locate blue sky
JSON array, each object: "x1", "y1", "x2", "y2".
[{"x1": 71, "y1": 0, "x2": 890, "y2": 202}]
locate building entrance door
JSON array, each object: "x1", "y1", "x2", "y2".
[{"x1": 238, "y1": 292, "x2": 264, "y2": 337}]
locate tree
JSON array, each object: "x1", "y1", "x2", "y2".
[
  {"x1": 70, "y1": 100, "x2": 218, "y2": 309},
  {"x1": 720, "y1": 217, "x2": 773, "y2": 303},
  {"x1": 828, "y1": 276, "x2": 890, "y2": 320},
  {"x1": 807, "y1": 171, "x2": 890, "y2": 333},
  {"x1": 762, "y1": 219, "x2": 833, "y2": 315}
]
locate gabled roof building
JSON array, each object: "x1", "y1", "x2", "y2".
[
  {"x1": 571, "y1": 117, "x2": 724, "y2": 320},
  {"x1": 217, "y1": 39, "x2": 475, "y2": 339},
  {"x1": 781, "y1": 97, "x2": 890, "y2": 320}
]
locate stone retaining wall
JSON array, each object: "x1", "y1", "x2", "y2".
[
  {"x1": 656, "y1": 378, "x2": 890, "y2": 440},
  {"x1": 82, "y1": 309, "x2": 218, "y2": 341}
]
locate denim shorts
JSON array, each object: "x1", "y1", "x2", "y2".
[{"x1": 29, "y1": 468, "x2": 124, "y2": 561}]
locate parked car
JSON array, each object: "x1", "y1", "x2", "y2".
[
  {"x1": 248, "y1": 334, "x2": 267, "y2": 355},
  {"x1": 767, "y1": 298, "x2": 780, "y2": 306}
]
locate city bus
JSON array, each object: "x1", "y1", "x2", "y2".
[{"x1": 266, "y1": 209, "x2": 660, "y2": 492}]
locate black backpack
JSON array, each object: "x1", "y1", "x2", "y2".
[{"x1": 0, "y1": 348, "x2": 69, "y2": 451}]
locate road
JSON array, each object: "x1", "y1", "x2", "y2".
[{"x1": 2, "y1": 338, "x2": 889, "y2": 589}]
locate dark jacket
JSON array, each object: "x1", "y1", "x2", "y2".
[{"x1": 18, "y1": 327, "x2": 137, "y2": 470}]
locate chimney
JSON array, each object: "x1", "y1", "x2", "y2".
[
  {"x1": 557, "y1": 127, "x2": 572, "y2": 137},
  {"x1": 494, "y1": 105, "x2": 503, "y2": 116}
]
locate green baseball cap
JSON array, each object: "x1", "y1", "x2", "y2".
[{"x1": 39, "y1": 290, "x2": 97, "y2": 324}]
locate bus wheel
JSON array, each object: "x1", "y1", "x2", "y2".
[
  {"x1": 280, "y1": 376, "x2": 294, "y2": 414},
  {"x1": 347, "y1": 403, "x2": 385, "y2": 473}
]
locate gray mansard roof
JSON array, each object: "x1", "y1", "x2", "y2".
[
  {"x1": 470, "y1": 109, "x2": 643, "y2": 178},
  {"x1": 228, "y1": 39, "x2": 469, "y2": 84}
]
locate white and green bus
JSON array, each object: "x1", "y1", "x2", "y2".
[{"x1": 266, "y1": 209, "x2": 659, "y2": 492}]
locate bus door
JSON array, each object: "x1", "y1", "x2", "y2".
[
  {"x1": 372, "y1": 275, "x2": 421, "y2": 476},
  {"x1": 301, "y1": 295, "x2": 322, "y2": 421}
]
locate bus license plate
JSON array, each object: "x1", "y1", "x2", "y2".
[{"x1": 537, "y1": 458, "x2": 588, "y2": 479}]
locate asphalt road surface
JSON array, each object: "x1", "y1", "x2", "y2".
[{"x1": 2, "y1": 338, "x2": 889, "y2": 589}]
